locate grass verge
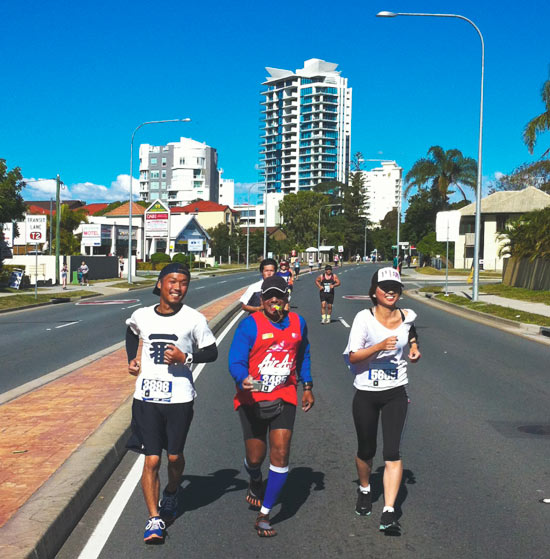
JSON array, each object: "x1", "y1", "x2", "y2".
[
  {"x1": 480, "y1": 283, "x2": 550, "y2": 305},
  {"x1": 434, "y1": 293, "x2": 550, "y2": 327},
  {"x1": 415, "y1": 266, "x2": 501, "y2": 278},
  {"x1": 418, "y1": 285, "x2": 443, "y2": 293},
  {"x1": 114, "y1": 281, "x2": 157, "y2": 289},
  {"x1": 0, "y1": 290, "x2": 101, "y2": 311}
]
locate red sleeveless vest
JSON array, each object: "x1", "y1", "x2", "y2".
[{"x1": 233, "y1": 312, "x2": 302, "y2": 410}]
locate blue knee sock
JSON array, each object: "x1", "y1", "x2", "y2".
[
  {"x1": 260, "y1": 464, "x2": 288, "y2": 514},
  {"x1": 244, "y1": 458, "x2": 262, "y2": 481}
]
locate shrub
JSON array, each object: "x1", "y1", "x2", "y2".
[
  {"x1": 151, "y1": 252, "x2": 171, "y2": 263},
  {"x1": 172, "y1": 252, "x2": 188, "y2": 264}
]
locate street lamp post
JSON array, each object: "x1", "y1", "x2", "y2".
[
  {"x1": 363, "y1": 221, "x2": 368, "y2": 260},
  {"x1": 317, "y1": 203, "x2": 341, "y2": 262},
  {"x1": 129, "y1": 118, "x2": 191, "y2": 284},
  {"x1": 377, "y1": 10, "x2": 484, "y2": 300},
  {"x1": 246, "y1": 183, "x2": 259, "y2": 269}
]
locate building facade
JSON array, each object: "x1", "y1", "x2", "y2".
[
  {"x1": 218, "y1": 173, "x2": 235, "y2": 207},
  {"x1": 260, "y1": 58, "x2": 352, "y2": 194},
  {"x1": 139, "y1": 137, "x2": 220, "y2": 207},
  {"x1": 361, "y1": 161, "x2": 403, "y2": 225}
]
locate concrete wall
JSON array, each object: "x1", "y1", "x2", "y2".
[{"x1": 67, "y1": 256, "x2": 118, "y2": 281}]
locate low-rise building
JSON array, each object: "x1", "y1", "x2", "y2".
[{"x1": 455, "y1": 186, "x2": 550, "y2": 271}]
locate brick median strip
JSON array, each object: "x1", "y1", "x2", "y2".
[{"x1": 0, "y1": 287, "x2": 245, "y2": 558}]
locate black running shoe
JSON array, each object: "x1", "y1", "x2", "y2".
[
  {"x1": 379, "y1": 510, "x2": 397, "y2": 531},
  {"x1": 355, "y1": 489, "x2": 372, "y2": 516},
  {"x1": 246, "y1": 477, "x2": 264, "y2": 509}
]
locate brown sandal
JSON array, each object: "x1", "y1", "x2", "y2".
[{"x1": 255, "y1": 513, "x2": 277, "y2": 537}]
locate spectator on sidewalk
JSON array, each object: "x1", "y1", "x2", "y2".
[
  {"x1": 61, "y1": 264, "x2": 68, "y2": 290},
  {"x1": 79, "y1": 261, "x2": 89, "y2": 286}
]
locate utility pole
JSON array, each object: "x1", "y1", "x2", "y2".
[{"x1": 55, "y1": 175, "x2": 61, "y2": 285}]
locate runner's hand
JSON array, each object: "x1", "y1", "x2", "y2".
[
  {"x1": 128, "y1": 359, "x2": 140, "y2": 376},
  {"x1": 242, "y1": 375, "x2": 256, "y2": 391},
  {"x1": 164, "y1": 344, "x2": 186, "y2": 365},
  {"x1": 302, "y1": 390, "x2": 314, "y2": 412},
  {"x1": 408, "y1": 346, "x2": 421, "y2": 362},
  {"x1": 379, "y1": 336, "x2": 398, "y2": 351}
]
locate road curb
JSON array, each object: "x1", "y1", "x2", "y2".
[
  {"x1": 1, "y1": 292, "x2": 244, "y2": 559},
  {"x1": 0, "y1": 292, "x2": 101, "y2": 315},
  {"x1": 407, "y1": 290, "x2": 549, "y2": 342}
]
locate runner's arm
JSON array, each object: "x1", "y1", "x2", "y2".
[
  {"x1": 314, "y1": 275, "x2": 322, "y2": 290},
  {"x1": 295, "y1": 316, "x2": 312, "y2": 384},
  {"x1": 192, "y1": 342, "x2": 218, "y2": 363},
  {"x1": 333, "y1": 274, "x2": 341, "y2": 287},
  {"x1": 228, "y1": 318, "x2": 257, "y2": 388},
  {"x1": 125, "y1": 326, "x2": 139, "y2": 362}
]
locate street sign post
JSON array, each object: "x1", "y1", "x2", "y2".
[
  {"x1": 436, "y1": 210, "x2": 461, "y2": 295},
  {"x1": 25, "y1": 216, "x2": 47, "y2": 299}
]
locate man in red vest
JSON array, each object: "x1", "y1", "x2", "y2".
[{"x1": 228, "y1": 275, "x2": 314, "y2": 537}]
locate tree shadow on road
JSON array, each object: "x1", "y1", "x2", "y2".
[
  {"x1": 271, "y1": 466, "x2": 325, "y2": 526},
  {"x1": 177, "y1": 468, "x2": 247, "y2": 517}
]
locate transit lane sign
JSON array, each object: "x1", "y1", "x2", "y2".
[{"x1": 25, "y1": 215, "x2": 47, "y2": 244}]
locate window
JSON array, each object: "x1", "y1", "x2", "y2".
[
  {"x1": 150, "y1": 157, "x2": 157, "y2": 165},
  {"x1": 194, "y1": 181, "x2": 202, "y2": 188},
  {"x1": 151, "y1": 170, "x2": 159, "y2": 179},
  {"x1": 179, "y1": 157, "x2": 185, "y2": 165},
  {"x1": 496, "y1": 215, "x2": 510, "y2": 232},
  {"x1": 161, "y1": 170, "x2": 167, "y2": 178},
  {"x1": 151, "y1": 182, "x2": 159, "y2": 190},
  {"x1": 197, "y1": 157, "x2": 205, "y2": 166},
  {"x1": 162, "y1": 157, "x2": 167, "y2": 166},
  {"x1": 161, "y1": 181, "x2": 166, "y2": 188}
]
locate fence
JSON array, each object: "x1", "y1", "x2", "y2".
[{"x1": 502, "y1": 256, "x2": 550, "y2": 291}]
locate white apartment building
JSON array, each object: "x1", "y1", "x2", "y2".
[
  {"x1": 218, "y1": 172, "x2": 235, "y2": 207},
  {"x1": 235, "y1": 192, "x2": 284, "y2": 228},
  {"x1": 361, "y1": 161, "x2": 403, "y2": 225},
  {"x1": 260, "y1": 58, "x2": 352, "y2": 194},
  {"x1": 139, "y1": 137, "x2": 220, "y2": 207}
]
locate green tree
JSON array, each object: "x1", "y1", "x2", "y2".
[
  {"x1": 48, "y1": 204, "x2": 89, "y2": 255},
  {"x1": 0, "y1": 160, "x2": 27, "y2": 265},
  {"x1": 405, "y1": 146, "x2": 477, "y2": 202},
  {"x1": 207, "y1": 223, "x2": 231, "y2": 259},
  {"x1": 490, "y1": 160, "x2": 550, "y2": 194},
  {"x1": 499, "y1": 207, "x2": 550, "y2": 260},
  {"x1": 523, "y1": 73, "x2": 550, "y2": 154},
  {"x1": 278, "y1": 191, "x2": 331, "y2": 247},
  {"x1": 416, "y1": 231, "x2": 450, "y2": 262}
]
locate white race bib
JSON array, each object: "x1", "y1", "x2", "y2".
[
  {"x1": 259, "y1": 366, "x2": 291, "y2": 393},
  {"x1": 141, "y1": 378, "x2": 173, "y2": 402}
]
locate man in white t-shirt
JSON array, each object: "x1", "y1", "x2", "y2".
[
  {"x1": 240, "y1": 258, "x2": 278, "y2": 314},
  {"x1": 126, "y1": 263, "x2": 218, "y2": 544}
]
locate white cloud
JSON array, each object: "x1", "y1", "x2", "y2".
[
  {"x1": 23, "y1": 174, "x2": 136, "y2": 203},
  {"x1": 494, "y1": 171, "x2": 505, "y2": 180}
]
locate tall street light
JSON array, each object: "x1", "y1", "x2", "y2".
[
  {"x1": 246, "y1": 183, "x2": 259, "y2": 269},
  {"x1": 129, "y1": 118, "x2": 191, "y2": 283},
  {"x1": 377, "y1": 11, "x2": 484, "y2": 300},
  {"x1": 317, "y1": 203, "x2": 341, "y2": 260}
]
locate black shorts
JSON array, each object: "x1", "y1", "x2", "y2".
[
  {"x1": 127, "y1": 398, "x2": 194, "y2": 456},
  {"x1": 238, "y1": 401, "x2": 296, "y2": 440},
  {"x1": 320, "y1": 292, "x2": 335, "y2": 304}
]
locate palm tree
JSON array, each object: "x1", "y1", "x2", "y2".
[
  {"x1": 404, "y1": 146, "x2": 477, "y2": 202},
  {"x1": 523, "y1": 75, "x2": 550, "y2": 154}
]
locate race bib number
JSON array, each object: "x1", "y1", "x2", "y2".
[
  {"x1": 258, "y1": 367, "x2": 290, "y2": 393},
  {"x1": 323, "y1": 284, "x2": 331, "y2": 293},
  {"x1": 368, "y1": 364, "x2": 398, "y2": 381},
  {"x1": 141, "y1": 378, "x2": 173, "y2": 402}
]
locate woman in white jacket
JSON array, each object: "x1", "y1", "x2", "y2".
[{"x1": 344, "y1": 267, "x2": 421, "y2": 532}]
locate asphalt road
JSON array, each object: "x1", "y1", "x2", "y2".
[
  {"x1": 0, "y1": 271, "x2": 260, "y2": 394},
  {"x1": 56, "y1": 264, "x2": 550, "y2": 559}
]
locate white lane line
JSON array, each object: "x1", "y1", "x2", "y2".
[
  {"x1": 338, "y1": 317, "x2": 350, "y2": 328},
  {"x1": 55, "y1": 321, "x2": 79, "y2": 329},
  {"x1": 46, "y1": 328, "x2": 52, "y2": 331},
  {"x1": 218, "y1": 280, "x2": 228, "y2": 284},
  {"x1": 127, "y1": 303, "x2": 141, "y2": 308},
  {"x1": 77, "y1": 309, "x2": 245, "y2": 559},
  {"x1": 195, "y1": 286, "x2": 205, "y2": 290}
]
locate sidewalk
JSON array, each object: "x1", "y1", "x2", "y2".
[
  {"x1": 401, "y1": 267, "x2": 550, "y2": 318},
  {"x1": 0, "y1": 286, "x2": 245, "y2": 559}
]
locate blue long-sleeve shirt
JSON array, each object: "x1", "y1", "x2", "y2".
[{"x1": 228, "y1": 313, "x2": 312, "y2": 388}]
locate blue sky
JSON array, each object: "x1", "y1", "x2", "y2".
[{"x1": 1, "y1": 0, "x2": 549, "y2": 208}]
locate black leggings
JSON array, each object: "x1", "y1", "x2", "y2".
[{"x1": 352, "y1": 386, "x2": 408, "y2": 462}]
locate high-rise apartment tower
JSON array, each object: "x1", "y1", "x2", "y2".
[{"x1": 260, "y1": 58, "x2": 352, "y2": 193}]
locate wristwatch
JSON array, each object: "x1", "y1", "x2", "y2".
[{"x1": 184, "y1": 353, "x2": 194, "y2": 365}]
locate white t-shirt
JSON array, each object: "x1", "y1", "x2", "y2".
[
  {"x1": 239, "y1": 279, "x2": 263, "y2": 306},
  {"x1": 126, "y1": 304, "x2": 216, "y2": 404},
  {"x1": 343, "y1": 308, "x2": 417, "y2": 391}
]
